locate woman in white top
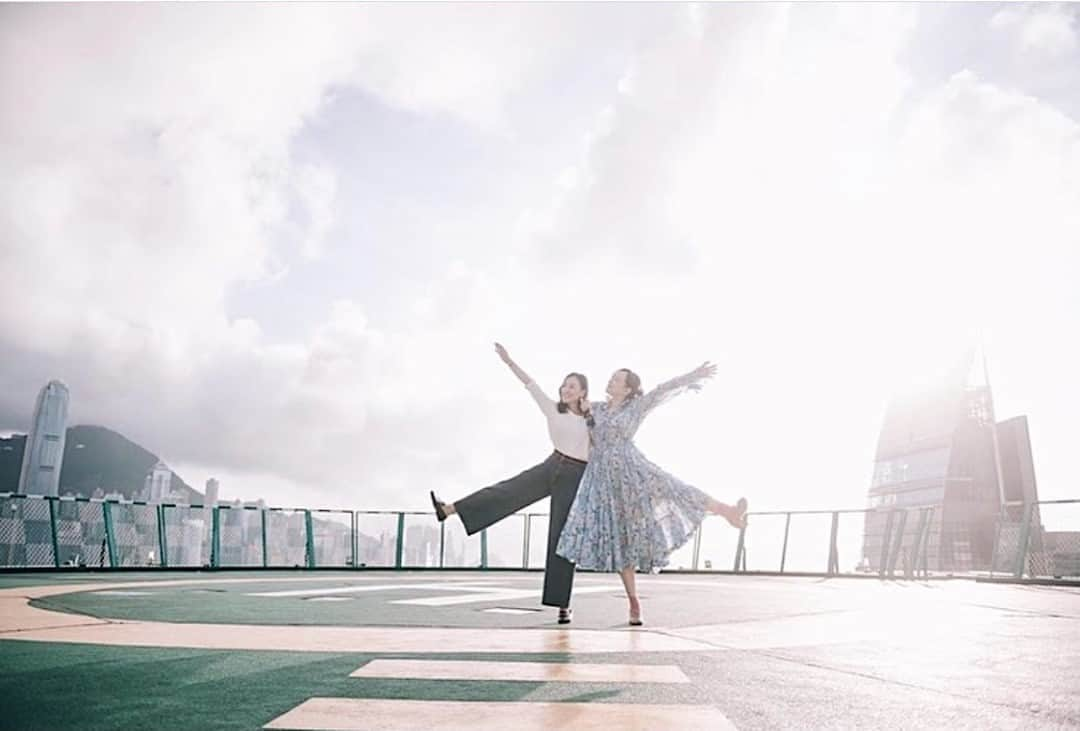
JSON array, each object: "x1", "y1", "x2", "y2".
[{"x1": 431, "y1": 342, "x2": 590, "y2": 624}]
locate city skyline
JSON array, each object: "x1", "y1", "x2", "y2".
[{"x1": 0, "y1": 364, "x2": 1065, "y2": 574}]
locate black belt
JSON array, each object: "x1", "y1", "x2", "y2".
[{"x1": 553, "y1": 450, "x2": 587, "y2": 466}]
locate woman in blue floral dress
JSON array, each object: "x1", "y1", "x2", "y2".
[{"x1": 556, "y1": 361, "x2": 747, "y2": 626}]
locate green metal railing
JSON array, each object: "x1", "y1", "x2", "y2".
[
  {"x1": 0, "y1": 492, "x2": 1076, "y2": 580},
  {"x1": 989, "y1": 498, "x2": 1080, "y2": 580}
]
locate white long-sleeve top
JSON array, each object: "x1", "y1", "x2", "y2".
[{"x1": 525, "y1": 381, "x2": 590, "y2": 462}]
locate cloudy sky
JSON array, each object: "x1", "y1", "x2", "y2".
[{"x1": 1, "y1": 3, "x2": 1077, "y2": 516}]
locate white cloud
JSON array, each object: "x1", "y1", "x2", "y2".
[
  {"x1": 0, "y1": 3, "x2": 614, "y2": 350},
  {"x1": 991, "y1": 4, "x2": 1078, "y2": 57},
  {"x1": 506, "y1": 3, "x2": 1079, "y2": 508},
  {"x1": 294, "y1": 164, "x2": 338, "y2": 260},
  {"x1": 1, "y1": 3, "x2": 1078, "y2": 515},
  {"x1": 0, "y1": 3, "x2": 623, "y2": 502}
]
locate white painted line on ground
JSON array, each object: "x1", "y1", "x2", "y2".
[
  {"x1": 248, "y1": 583, "x2": 503, "y2": 598},
  {"x1": 349, "y1": 659, "x2": 691, "y2": 683},
  {"x1": 392, "y1": 584, "x2": 618, "y2": 607},
  {"x1": 393, "y1": 590, "x2": 545, "y2": 606},
  {"x1": 92, "y1": 591, "x2": 155, "y2": 596},
  {"x1": 264, "y1": 698, "x2": 733, "y2": 730},
  {"x1": 481, "y1": 608, "x2": 537, "y2": 615}
]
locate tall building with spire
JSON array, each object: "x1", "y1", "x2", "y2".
[
  {"x1": 17, "y1": 380, "x2": 70, "y2": 496},
  {"x1": 862, "y1": 350, "x2": 1039, "y2": 572}
]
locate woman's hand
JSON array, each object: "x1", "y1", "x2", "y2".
[
  {"x1": 691, "y1": 361, "x2": 718, "y2": 380},
  {"x1": 582, "y1": 397, "x2": 595, "y2": 427},
  {"x1": 495, "y1": 342, "x2": 532, "y2": 385}
]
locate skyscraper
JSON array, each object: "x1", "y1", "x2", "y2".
[
  {"x1": 862, "y1": 353, "x2": 1038, "y2": 573},
  {"x1": 145, "y1": 461, "x2": 173, "y2": 503},
  {"x1": 17, "y1": 380, "x2": 70, "y2": 496},
  {"x1": 205, "y1": 478, "x2": 220, "y2": 506}
]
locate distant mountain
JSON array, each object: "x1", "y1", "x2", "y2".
[{"x1": 0, "y1": 425, "x2": 199, "y2": 502}]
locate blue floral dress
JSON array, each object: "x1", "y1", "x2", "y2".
[{"x1": 556, "y1": 372, "x2": 711, "y2": 572}]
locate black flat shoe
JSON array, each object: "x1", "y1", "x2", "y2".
[
  {"x1": 558, "y1": 608, "x2": 572, "y2": 625},
  {"x1": 430, "y1": 491, "x2": 447, "y2": 522},
  {"x1": 628, "y1": 615, "x2": 644, "y2": 627}
]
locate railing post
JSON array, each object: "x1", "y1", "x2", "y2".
[
  {"x1": 780, "y1": 513, "x2": 791, "y2": 573},
  {"x1": 439, "y1": 520, "x2": 446, "y2": 569},
  {"x1": 157, "y1": 504, "x2": 169, "y2": 568},
  {"x1": 733, "y1": 522, "x2": 747, "y2": 572},
  {"x1": 351, "y1": 511, "x2": 358, "y2": 570},
  {"x1": 691, "y1": 526, "x2": 702, "y2": 571},
  {"x1": 919, "y1": 507, "x2": 934, "y2": 577},
  {"x1": 827, "y1": 512, "x2": 840, "y2": 575},
  {"x1": 260, "y1": 509, "x2": 269, "y2": 568},
  {"x1": 887, "y1": 509, "x2": 908, "y2": 578},
  {"x1": 394, "y1": 512, "x2": 405, "y2": 569},
  {"x1": 990, "y1": 517, "x2": 1005, "y2": 577},
  {"x1": 304, "y1": 510, "x2": 316, "y2": 568},
  {"x1": 1013, "y1": 501, "x2": 1034, "y2": 578},
  {"x1": 480, "y1": 529, "x2": 489, "y2": 569},
  {"x1": 47, "y1": 497, "x2": 61, "y2": 568},
  {"x1": 210, "y1": 506, "x2": 221, "y2": 568},
  {"x1": 878, "y1": 510, "x2": 894, "y2": 578},
  {"x1": 102, "y1": 501, "x2": 119, "y2": 568},
  {"x1": 522, "y1": 515, "x2": 531, "y2": 569},
  {"x1": 909, "y1": 507, "x2": 931, "y2": 579}
]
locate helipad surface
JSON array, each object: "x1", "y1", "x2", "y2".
[{"x1": 0, "y1": 571, "x2": 1076, "y2": 729}]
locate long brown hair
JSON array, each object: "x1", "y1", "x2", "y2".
[
  {"x1": 619, "y1": 368, "x2": 644, "y2": 400},
  {"x1": 556, "y1": 373, "x2": 589, "y2": 413}
]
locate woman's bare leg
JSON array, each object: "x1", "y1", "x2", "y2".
[
  {"x1": 705, "y1": 496, "x2": 748, "y2": 529},
  {"x1": 618, "y1": 567, "x2": 642, "y2": 625}
]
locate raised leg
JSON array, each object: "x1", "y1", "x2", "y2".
[
  {"x1": 706, "y1": 496, "x2": 748, "y2": 529},
  {"x1": 451, "y1": 460, "x2": 553, "y2": 536}
]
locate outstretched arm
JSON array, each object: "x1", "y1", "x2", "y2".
[
  {"x1": 497, "y1": 342, "x2": 557, "y2": 417},
  {"x1": 658, "y1": 361, "x2": 717, "y2": 393},
  {"x1": 636, "y1": 361, "x2": 718, "y2": 416},
  {"x1": 495, "y1": 342, "x2": 533, "y2": 386}
]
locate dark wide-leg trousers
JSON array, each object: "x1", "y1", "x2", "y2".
[{"x1": 455, "y1": 452, "x2": 585, "y2": 608}]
